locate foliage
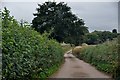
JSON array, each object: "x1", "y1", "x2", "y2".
[
  {"x1": 2, "y1": 8, "x2": 64, "y2": 79},
  {"x1": 72, "y1": 46, "x2": 82, "y2": 56},
  {"x1": 20, "y1": 19, "x2": 31, "y2": 27},
  {"x1": 94, "y1": 31, "x2": 117, "y2": 42},
  {"x1": 2, "y1": 7, "x2": 19, "y2": 28},
  {"x1": 32, "y1": 1, "x2": 88, "y2": 45},
  {"x1": 85, "y1": 33, "x2": 99, "y2": 44},
  {"x1": 77, "y1": 39, "x2": 118, "y2": 78},
  {"x1": 112, "y1": 29, "x2": 117, "y2": 33},
  {"x1": 0, "y1": 9, "x2": 2, "y2": 49},
  {"x1": 84, "y1": 30, "x2": 118, "y2": 45},
  {"x1": 115, "y1": 35, "x2": 120, "y2": 79}
]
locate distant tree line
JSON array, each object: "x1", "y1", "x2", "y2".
[{"x1": 83, "y1": 30, "x2": 118, "y2": 45}]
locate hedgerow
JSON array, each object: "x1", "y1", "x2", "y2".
[
  {"x1": 77, "y1": 39, "x2": 118, "y2": 77},
  {"x1": 2, "y1": 26, "x2": 64, "y2": 79}
]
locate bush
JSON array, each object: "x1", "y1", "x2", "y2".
[
  {"x1": 72, "y1": 46, "x2": 82, "y2": 56},
  {"x1": 2, "y1": 26, "x2": 64, "y2": 79},
  {"x1": 77, "y1": 39, "x2": 118, "y2": 77}
]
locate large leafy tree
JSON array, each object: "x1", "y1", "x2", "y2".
[{"x1": 32, "y1": 2, "x2": 88, "y2": 45}]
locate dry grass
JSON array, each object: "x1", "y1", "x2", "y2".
[
  {"x1": 72, "y1": 46, "x2": 82, "y2": 55},
  {"x1": 61, "y1": 44, "x2": 74, "y2": 53}
]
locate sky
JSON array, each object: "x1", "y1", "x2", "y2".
[{"x1": 1, "y1": 0, "x2": 119, "y2": 32}]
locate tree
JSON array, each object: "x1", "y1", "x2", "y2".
[
  {"x1": 85, "y1": 33, "x2": 99, "y2": 44},
  {"x1": 2, "y1": 7, "x2": 19, "y2": 28},
  {"x1": 32, "y1": 2, "x2": 88, "y2": 45},
  {"x1": 112, "y1": 29, "x2": 117, "y2": 33},
  {"x1": 20, "y1": 19, "x2": 31, "y2": 27},
  {"x1": 92, "y1": 30, "x2": 117, "y2": 44}
]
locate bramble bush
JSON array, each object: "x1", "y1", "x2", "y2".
[
  {"x1": 2, "y1": 25, "x2": 64, "y2": 79},
  {"x1": 77, "y1": 39, "x2": 118, "y2": 78}
]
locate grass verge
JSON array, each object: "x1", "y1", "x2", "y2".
[{"x1": 77, "y1": 39, "x2": 118, "y2": 78}]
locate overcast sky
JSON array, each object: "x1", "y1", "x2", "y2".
[{"x1": 1, "y1": 0, "x2": 119, "y2": 32}]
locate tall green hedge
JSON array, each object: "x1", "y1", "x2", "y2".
[
  {"x1": 2, "y1": 26, "x2": 64, "y2": 79},
  {"x1": 77, "y1": 39, "x2": 118, "y2": 77}
]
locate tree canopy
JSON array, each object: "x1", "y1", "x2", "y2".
[
  {"x1": 32, "y1": 2, "x2": 88, "y2": 45},
  {"x1": 84, "y1": 30, "x2": 118, "y2": 45},
  {"x1": 2, "y1": 7, "x2": 19, "y2": 28},
  {"x1": 112, "y1": 29, "x2": 117, "y2": 33}
]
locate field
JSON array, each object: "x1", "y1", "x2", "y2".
[{"x1": 61, "y1": 43, "x2": 74, "y2": 53}]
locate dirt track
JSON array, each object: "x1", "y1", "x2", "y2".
[{"x1": 50, "y1": 51, "x2": 111, "y2": 78}]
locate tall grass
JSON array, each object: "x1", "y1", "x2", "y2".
[{"x1": 77, "y1": 39, "x2": 118, "y2": 77}]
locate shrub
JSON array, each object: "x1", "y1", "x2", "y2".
[
  {"x1": 72, "y1": 46, "x2": 82, "y2": 56},
  {"x1": 82, "y1": 43, "x2": 88, "y2": 47},
  {"x1": 2, "y1": 26, "x2": 64, "y2": 79}
]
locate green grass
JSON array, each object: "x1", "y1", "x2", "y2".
[
  {"x1": 33, "y1": 61, "x2": 64, "y2": 79},
  {"x1": 77, "y1": 39, "x2": 118, "y2": 78}
]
